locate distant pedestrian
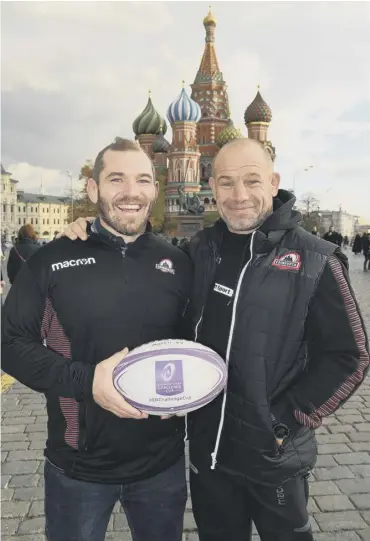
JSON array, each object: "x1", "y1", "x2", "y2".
[
  {"x1": 362, "y1": 233, "x2": 370, "y2": 271},
  {"x1": 353, "y1": 234, "x2": 362, "y2": 255},
  {"x1": 7, "y1": 224, "x2": 40, "y2": 284},
  {"x1": 323, "y1": 226, "x2": 341, "y2": 246},
  {"x1": 343, "y1": 235, "x2": 349, "y2": 249}
]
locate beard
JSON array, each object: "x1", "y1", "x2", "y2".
[
  {"x1": 219, "y1": 203, "x2": 273, "y2": 233},
  {"x1": 98, "y1": 193, "x2": 154, "y2": 237}
]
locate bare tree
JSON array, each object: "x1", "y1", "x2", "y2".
[{"x1": 299, "y1": 193, "x2": 320, "y2": 232}]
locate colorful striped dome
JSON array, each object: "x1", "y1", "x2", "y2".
[
  {"x1": 133, "y1": 95, "x2": 167, "y2": 137},
  {"x1": 167, "y1": 87, "x2": 201, "y2": 124}
]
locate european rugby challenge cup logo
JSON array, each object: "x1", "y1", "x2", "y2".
[{"x1": 155, "y1": 360, "x2": 184, "y2": 396}]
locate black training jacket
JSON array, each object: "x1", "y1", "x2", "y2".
[
  {"x1": 185, "y1": 190, "x2": 369, "y2": 486},
  {"x1": 2, "y1": 226, "x2": 192, "y2": 483}
]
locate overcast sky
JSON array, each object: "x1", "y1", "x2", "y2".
[{"x1": 2, "y1": 1, "x2": 370, "y2": 220}]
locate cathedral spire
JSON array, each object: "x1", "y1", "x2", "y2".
[{"x1": 194, "y1": 7, "x2": 222, "y2": 84}]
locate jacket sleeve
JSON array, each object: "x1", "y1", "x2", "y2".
[
  {"x1": 289, "y1": 253, "x2": 369, "y2": 429},
  {"x1": 1, "y1": 263, "x2": 95, "y2": 401},
  {"x1": 7, "y1": 247, "x2": 21, "y2": 285}
]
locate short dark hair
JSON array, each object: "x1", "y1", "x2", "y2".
[{"x1": 92, "y1": 138, "x2": 155, "y2": 183}]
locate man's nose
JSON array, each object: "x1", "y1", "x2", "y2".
[
  {"x1": 232, "y1": 182, "x2": 249, "y2": 201},
  {"x1": 120, "y1": 179, "x2": 140, "y2": 197}
]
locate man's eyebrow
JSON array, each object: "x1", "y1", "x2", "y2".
[
  {"x1": 217, "y1": 175, "x2": 234, "y2": 181},
  {"x1": 106, "y1": 172, "x2": 124, "y2": 179},
  {"x1": 105, "y1": 172, "x2": 153, "y2": 179},
  {"x1": 243, "y1": 172, "x2": 261, "y2": 178}
]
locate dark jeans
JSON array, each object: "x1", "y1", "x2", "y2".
[
  {"x1": 364, "y1": 254, "x2": 370, "y2": 270},
  {"x1": 44, "y1": 456, "x2": 187, "y2": 541},
  {"x1": 190, "y1": 463, "x2": 314, "y2": 541}
]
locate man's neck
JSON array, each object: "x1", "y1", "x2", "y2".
[{"x1": 98, "y1": 217, "x2": 142, "y2": 244}]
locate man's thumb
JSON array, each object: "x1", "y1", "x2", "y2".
[{"x1": 109, "y1": 347, "x2": 129, "y2": 365}]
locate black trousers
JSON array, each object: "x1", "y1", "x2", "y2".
[{"x1": 190, "y1": 464, "x2": 314, "y2": 541}]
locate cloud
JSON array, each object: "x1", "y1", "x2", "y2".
[{"x1": 1, "y1": 1, "x2": 370, "y2": 220}]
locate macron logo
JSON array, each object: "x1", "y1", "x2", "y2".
[{"x1": 51, "y1": 258, "x2": 96, "y2": 271}]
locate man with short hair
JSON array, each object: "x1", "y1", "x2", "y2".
[
  {"x1": 2, "y1": 138, "x2": 192, "y2": 541},
  {"x1": 323, "y1": 225, "x2": 342, "y2": 246},
  {"x1": 61, "y1": 138, "x2": 369, "y2": 541}
]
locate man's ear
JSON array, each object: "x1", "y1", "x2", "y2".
[
  {"x1": 209, "y1": 177, "x2": 216, "y2": 198},
  {"x1": 87, "y1": 178, "x2": 98, "y2": 204},
  {"x1": 271, "y1": 172, "x2": 280, "y2": 197}
]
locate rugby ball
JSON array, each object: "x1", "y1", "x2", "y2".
[{"x1": 113, "y1": 339, "x2": 227, "y2": 416}]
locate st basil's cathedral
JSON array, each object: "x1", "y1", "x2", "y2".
[{"x1": 131, "y1": 8, "x2": 275, "y2": 235}]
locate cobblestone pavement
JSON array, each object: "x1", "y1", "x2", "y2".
[{"x1": 1, "y1": 251, "x2": 369, "y2": 541}]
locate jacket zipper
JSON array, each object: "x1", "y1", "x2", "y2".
[
  {"x1": 210, "y1": 230, "x2": 257, "y2": 470},
  {"x1": 194, "y1": 308, "x2": 204, "y2": 342}
]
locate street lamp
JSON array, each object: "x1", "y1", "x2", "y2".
[
  {"x1": 293, "y1": 165, "x2": 314, "y2": 194},
  {"x1": 66, "y1": 171, "x2": 73, "y2": 222}
]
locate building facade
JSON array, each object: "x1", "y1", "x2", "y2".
[
  {"x1": 1, "y1": 165, "x2": 70, "y2": 243},
  {"x1": 319, "y1": 210, "x2": 359, "y2": 239},
  {"x1": 130, "y1": 8, "x2": 275, "y2": 235}
]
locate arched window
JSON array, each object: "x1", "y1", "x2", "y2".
[
  {"x1": 204, "y1": 198, "x2": 210, "y2": 204},
  {"x1": 211, "y1": 198, "x2": 216, "y2": 205}
]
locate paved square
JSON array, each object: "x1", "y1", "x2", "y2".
[{"x1": 1, "y1": 251, "x2": 369, "y2": 540}]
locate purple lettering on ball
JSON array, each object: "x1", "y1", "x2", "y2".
[{"x1": 155, "y1": 360, "x2": 184, "y2": 396}]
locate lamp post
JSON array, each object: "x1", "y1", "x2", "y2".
[
  {"x1": 292, "y1": 165, "x2": 314, "y2": 194},
  {"x1": 66, "y1": 171, "x2": 73, "y2": 222}
]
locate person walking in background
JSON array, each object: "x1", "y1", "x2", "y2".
[
  {"x1": 323, "y1": 226, "x2": 341, "y2": 246},
  {"x1": 353, "y1": 233, "x2": 363, "y2": 255},
  {"x1": 343, "y1": 235, "x2": 349, "y2": 249},
  {"x1": 362, "y1": 232, "x2": 370, "y2": 271},
  {"x1": 311, "y1": 226, "x2": 319, "y2": 237},
  {"x1": 7, "y1": 224, "x2": 40, "y2": 285}
]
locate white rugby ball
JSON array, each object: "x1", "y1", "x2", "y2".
[{"x1": 112, "y1": 339, "x2": 227, "y2": 416}]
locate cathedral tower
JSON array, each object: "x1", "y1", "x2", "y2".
[
  {"x1": 244, "y1": 86, "x2": 275, "y2": 161},
  {"x1": 191, "y1": 8, "x2": 230, "y2": 184},
  {"x1": 165, "y1": 84, "x2": 201, "y2": 214}
]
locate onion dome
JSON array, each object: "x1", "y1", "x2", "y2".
[
  {"x1": 167, "y1": 84, "x2": 201, "y2": 124},
  {"x1": 244, "y1": 87, "x2": 272, "y2": 124},
  {"x1": 152, "y1": 126, "x2": 171, "y2": 154},
  {"x1": 203, "y1": 6, "x2": 217, "y2": 26},
  {"x1": 216, "y1": 117, "x2": 243, "y2": 148},
  {"x1": 132, "y1": 92, "x2": 167, "y2": 137}
]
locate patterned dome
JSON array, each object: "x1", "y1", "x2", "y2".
[
  {"x1": 167, "y1": 87, "x2": 201, "y2": 124},
  {"x1": 216, "y1": 118, "x2": 243, "y2": 148},
  {"x1": 203, "y1": 7, "x2": 217, "y2": 26},
  {"x1": 152, "y1": 128, "x2": 171, "y2": 154},
  {"x1": 133, "y1": 94, "x2": 167, "y2": 137},
  {"x1": 244, "y1": 89, "x2": 272, "y2": 124}
]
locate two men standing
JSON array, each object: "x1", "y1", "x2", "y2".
[{"x1": 2, "y1": 137, "x2": 369, "y2": 541}]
